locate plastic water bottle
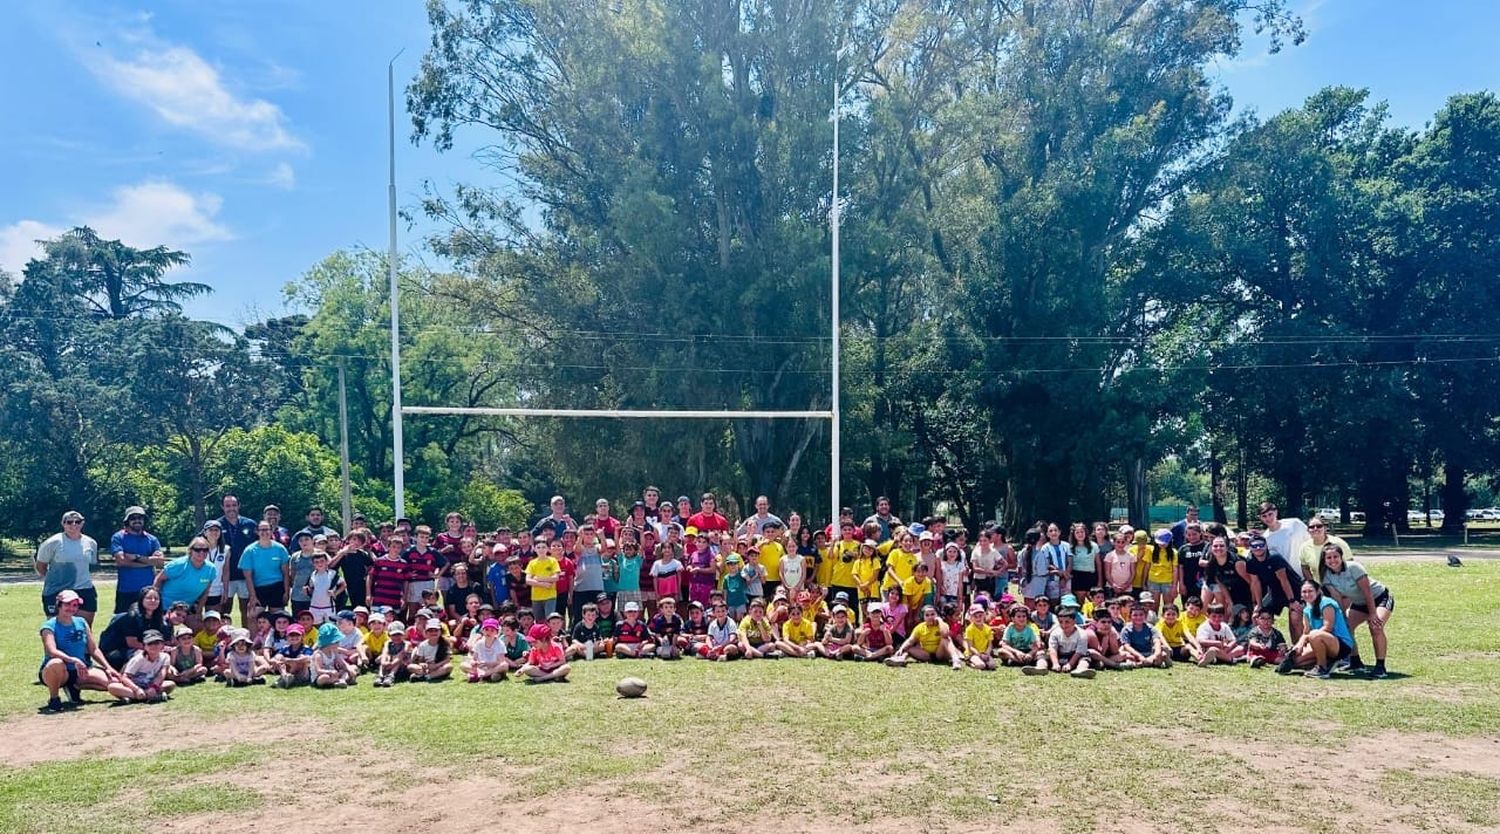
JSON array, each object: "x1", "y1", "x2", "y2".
[{"x1": 585, "y1": 640, "x2": 595, "y2": 661}]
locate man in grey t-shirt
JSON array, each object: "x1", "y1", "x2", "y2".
[{"x1": 36, "y1": 510, "x2": 100, "y2": 623}]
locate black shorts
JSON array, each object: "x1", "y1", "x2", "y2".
[
  {"x1": 1071, "y1": 571, "x2": 1097, "y2": 595},
  {"x1": 1350, "y1": 590, "x2": 1395, "y2": 614},
  {"x1": 205, "y1": 595, "x2": 224, "y2": 609},
  {"x1": 38, "y1": 660, "x2": 82, "y2": 687},
  {"x1": 1258, "y1": 594, "x2": 1291, "y2": 617},
  {"x1": 42, "y1": 586, "x2": 98, "y2": 617},
  {"x1": 253, "y1": 584, "x2": 286, "y2": 609},
  {"x1": 1334, "y1": 640, "x2": 1353, "y2": 661}
]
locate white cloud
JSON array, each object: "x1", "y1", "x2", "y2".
[
  {"x1": 0, "y1": 220, "x2": 64, "y2": 276},
  {"x1": 266, "y1": 162, "x2": 296, "y2": 190},
  {"x1": 0, "y1": 182, "x2": 230, "y2": 275},
  {"x1": 89, "y1": 44, "x2": 303, "y2": 152}
]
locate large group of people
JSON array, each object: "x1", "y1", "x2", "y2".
[{"x1": 34, "y1": 491, "x2": 1394, "y2": 714}]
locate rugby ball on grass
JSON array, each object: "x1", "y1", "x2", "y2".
[{"x1": 616, "y1": 676, "x2": 648, "y2": 698}]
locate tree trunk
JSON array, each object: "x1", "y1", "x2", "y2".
[
  {"x1": 1209, "y1": 443, "x2": 1228, "y2": 525},
  {"x1": 1126, "y1": 457, "x2": 1148, "y2": 529},
  {"x1": 1439, "y1": 459, "x2": 1467, "y2": 535}
]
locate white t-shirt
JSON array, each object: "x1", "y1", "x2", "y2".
[
  {"x1": 779, "y1": 554, "x2": 805, "y2": 589},
  {"x1": 939, "y1": 559, "x2": 965, "y2": 596},
  {"x1": 1196, "y1": 621, "x2": 1236, "y2": 645},
  {"x1": 124, "y1": 650, "x2": 169, "y2": 685},
  {"x1": 970, "y1": 545, "x2": 997, "y2": 577},
  {"x1": 308, "y1": 570, "x2": 338, "y2": 609},
  {"x1": 1264, "y1": 519, "x2": 1310, "y2": 579},
  {"x1": 205, "y1": 546, "x2": 228, "y2": 596},
  {"x1": 470, "y1": 636, "x2": 506, "y2": 665}
]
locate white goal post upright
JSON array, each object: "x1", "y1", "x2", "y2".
[{"x1": 387, "y1": 45, "x2": 844, "y2": 521}]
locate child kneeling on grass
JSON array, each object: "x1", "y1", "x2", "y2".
[
  {"x1": 113, "y1": 630, "x2": 175, "y2": 703},
  {"x1": 373, "y1": 622, "x2": 409, "y2": 687},
  {"x1": 520, "y1": 623, "x2": 570, "y2": 683},
  {"x1": 464, "y1": 618, "x2": 509, "y2": 682},
  {"x1": 406, "y1": 622, "x2": 453, "y2": 682}
]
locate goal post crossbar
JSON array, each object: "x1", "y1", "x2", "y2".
[{"x1": 402, "y1": 406, "x2": 833, "y2": 420}]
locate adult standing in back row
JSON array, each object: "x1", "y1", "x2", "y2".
[
  {"x1": 111, "y1": 507, "x2": 164, "y2": 615},
  {"x1": 36, "y1": 510, "x2": 100, "y2": 623},
  {"x1": 1258, "y1": 502, "x2": 1310, "y2": 579},
  {"x1": 212, "y1": 495, "x2": 260, "y2": 627},
  {"x1": 687, "y1": 493, "x2": 730, "y2": 535}
]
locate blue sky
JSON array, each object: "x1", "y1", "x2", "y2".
[{"x1": 1, "y1": 1, "x2": 1496, "y2": 326}]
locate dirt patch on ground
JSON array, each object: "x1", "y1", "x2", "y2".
[{"x1": 0, "y1": 706, "x2": 311, "y2": 767}]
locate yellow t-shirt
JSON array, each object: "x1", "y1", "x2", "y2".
[
  {"x1": 963, "y1": 622, "x2": 993, "y2": 655},
  {"x1": 194, "y1": 631, "x2": 217, "y2": 653},
  {"x1": 1181, "y1": 610, "x2": 1207, "y2": 637},
  {"x1": 812, "y1": 545, "x2": 834, "y2": 588},
  {"x1": 782, "y1": 616, "x2": 816, "y2": 645},
  {"x1": 525, "y1": 556, "x2": 561, "y2": 601},
  {"x1": 364, "y1": 629, "x2": 390, "y2": 656},
  {"x1": 1131, "y1": 545, "x2": 1152, "y2": 587},
  {"x1": 1157, "y1": 618, "x2": 1187, "y2": 648},
  {"x1": 1144, "y1": 547, "x2": 1178, "y2": 585},
  {"x1": 852, "y1": 557, "x2": 882, "y2": 598},
  {"x1": 883, "y1": 548, "x2": 920, "y2": 589},
  {"x1": 901, "y1": 575, "x2": 933, "y2": 609},
  {"x1": 829, "y1": 540, "x2": 859, "y2": 587},
  {"x1": 738, "y1": 615, "x2": 775, "y2": 645},
  {"x1": 760, "y1": 541, "x2": 785, "y2": 583},
  {"x1": 910, "y1": 621, "x2": 944, "y2": 653}
]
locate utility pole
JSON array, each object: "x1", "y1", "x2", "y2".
[{"x1": 337, "y1": 357, "x2": 353, "y2": 533}]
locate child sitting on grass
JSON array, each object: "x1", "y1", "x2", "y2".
[
  {"x1": 1194, "y1": 603, "x2": 1241, "y2": 666},
  {"x1": 852, "y1": 603, "x2": 895, "y2": 662},
  {"x1": 1119, "y1": 604, "x2": 1171, "y2": 668},
  {"x1": 273, "y1": 624, "x2": 313, "y2": 688},
  {"x1": 406, "y1": 622, "x2": 453, "y2": 682},
  {"x1": 811, "y1": 605, "x2": 857, "y2": 659},
  {"x1": 463, "y1": 618, "x2": 509, "y2": 682},
  {"x1": 1030, "y1": 609, "x2": 1093, "y2": 678},
  {"x1": 1087, "y1": 609, "x2": 1126, "y2": 670},
  {"x1": 373, "y1": 621, "x2": 409, "y2": 687},
  {"x1": 223, "y1": 631, "x2": 268, "y2": 686},
  {"x1": 567, "y1": 603, "x2": 606, "y2": 660},
  {"x1": 168, "y1": 625, "x2": 207, "y2": 685},
  {"x1": 520, "y1": 623, "x2": 570, "y2": 683},
  {"x1": 962, "y1": 604, "x2": 995, "y2": 670},
  {"x1": 112, "y1": 630, "x2": 175, "y2": 703},
  {"x1": 997, "y1": 604, "x2": 1041, "y2": 668},
  {"x1": 1156, "y1": 603, "x2": 1195, "y2": 663},
  {"x1": 1244, "y1": 609, "x2": 1289, "y2": 669},
  {"x1": 312, "y1": 623, "x2": 356, "y2": 688}
]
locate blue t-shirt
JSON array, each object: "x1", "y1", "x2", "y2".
[
  {"x1": 159, "y1": 556, "x2": 218, "y2": 607},
  {"x1": 486, "y1": 561, "x2": 509, "y2": 604},
  {"x1": 1304, "y1": 595, "x2": 1355, "y2": 648},
  {"x1": 111, "y1": 529, "x2": 162, "y2": 596},
  {"x1": 723, "y1": 569, "x2": 748, "y2": 607},
  {"x1": 1120, "y1": 623, "x2": 1157, "y2": 654},
  {"x1": 41, "y1": 615, "x2": 91, "y2": 670},
  {"x1": 240, "y1": 541, "x2": 290, "y2": 589}
]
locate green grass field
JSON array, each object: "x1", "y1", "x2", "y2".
[{"x1": 2, "y1": 559, "x2": 1498, "y2": 834}]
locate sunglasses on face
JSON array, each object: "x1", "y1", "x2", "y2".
[
  {"x1": 1250, "y1": 543, "x2": 1266, "y2": 549},
  {"x1": 1307, "y1": 524, "x2": 1324, "y2": 529},
  {"x1": 64, "y1": 519, "x2": 83, "y2": 525},
  {"x1": 190, "y1": 546, "x2": 209, "y2": 553}
]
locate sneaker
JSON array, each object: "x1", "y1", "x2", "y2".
[
  {"x1": 1021, "y1": 665, "x2": 1048, "y2": 676},
  {"x1": 1119, "y1": 661, "x2": 1139, "y2": 671},
  {"x1": 1162, "y1": 657, "x2": 1173, "y2": 669},
  {"x1": 1333, "y1": 658, "x2": 1352, "y2": 673},
  {"x1": 334, "y1": 681, "x2": 349, "y2": 689},
  {"x1": 1370, "y1": 666, "x2": 1389, "y2": 680},
  {"x1": 1346, "y1": 657, "x2": 1366, "y2": 672},
  {"x1": 1249, "y1": 656, "x2": 1266, "y2": 669},
  {"x1": 65, "y1": 683, "x2": 82, "y2": 704},
  {"x1": 1275, "y1": 656, "x2": 1295, "y2": 675},
  {"x1": 250, "y1": 677, "x2": 267, "y2": 686},
  {"x1": 764, "y1": 650, "x2": 785, "y2": 660},
  {"x1": 275, "y1": 675, "x2": 292, "y2": 689},
  {"x1": 1070, "y1": 667, "x2": 1096, "y2": 679},
  {"x1": 39, "y1": 698, "x2": 65, "y2": 715},
  {"x1": 468, "y1": 673, "x2": 480, "y2": 683},
  {"x1": 1304, "y1": 665, "x2": 1332, "y2": 679},
  {"x1": 883, "y1": 656, "x2": 909, "y2": 668}
]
